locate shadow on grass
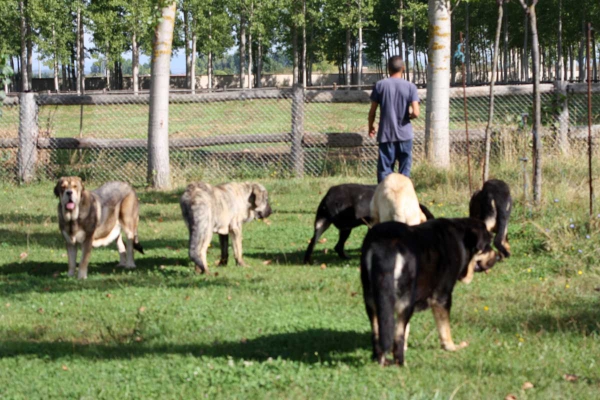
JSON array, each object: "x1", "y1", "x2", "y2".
[
  {"x1": 0, "y1": 329, "x2": 370, "y2": 366},
  {"x1": 245, "y1": 246, "x2": 362, "y2": 266},
  {"x1": 0, "y1": 229, "x2": 63, "y2": 248},
  {"x1": 137, "y1": 190, "x2": 184, "y2": 205},
  {"x1": 488, "y1": 298, "x2": 600, "y2": 335}
]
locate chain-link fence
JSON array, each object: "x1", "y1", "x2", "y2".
[{"x1": 1, "y1": 83, "x2": 598, "y2": 186}]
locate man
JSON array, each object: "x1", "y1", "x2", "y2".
[{"x1": 368, "y1": 56, "x2": 420, "y2": 182}]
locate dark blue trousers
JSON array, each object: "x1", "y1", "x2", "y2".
[{"x1": 377, "y1": 139, "x2": 413, "y2": 183}]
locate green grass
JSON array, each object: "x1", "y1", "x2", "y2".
[{"x1": 0, "y1": 168, "x2": 599, "y2": 399}]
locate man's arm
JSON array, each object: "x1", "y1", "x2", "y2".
[
  {"x1": 409, "y1": 101, "x2": 420, "y2": 119},
  {"x1": 368, "y1": 101, "x2": 379, "y2": 137}
]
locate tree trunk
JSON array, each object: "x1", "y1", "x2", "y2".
[
  {"x1": 133, "y1": 31, "x2": 139, "y2": 95},
  {"x1": 183, "y1": 7, "x2": 191, "y2": 89},
  {"x1": 53, "y1": 25, "x2": 59, "y2": 92},
  {"x1": 256, "y1": 37, "x2": 262, "y2": 88},
  {"x1": 412, "y1": 11, "x2": 417, "y2": 83},
  {"x1": 425, "y1": 0, "x2": 451, "y2": 168},
  {"x1": 357, "y1": 0, "x2": 363, "y2": 87},
  {"x1": 191, "y1": 30, "x2": 197, "y2": 93},
  {"x1": 302, "y1": 0, "x2": 307, "y2": 87},
  {"x1": 579, "y1": 20, "x2": 585, "y2": 82},
  {"x1": 76, "y1": 6, "x2": 82, "y2": 94},
  {"x1": 398, "y1": 0, "x2": 403, "y2": 70},
  {"x1": 208, "y1": 51, "x2": 213, "y2": 89},
  {"x1": 345, "y1": 28, "x2": 351, "y2": 88},
  {"x1": 502, "y1": 2, "x2": 508, "y2": 83},
  {"x1": 523, "y1": 12, "x2": 529, "y2": 81},
  {"x1": 483, "y1": 2, "x2": 504, "y2": 182},
  {"x1": 465, "y1": 1, "x2": 471, "y2": 84},
  {"x1": 27, "y1": 20, "x2": 33, "y2": 90},
  {"x1": 239, "y1": 12, "x2": 246, "y2": 88},
  {"x1": 557, "y1": 0, "x2": 564, "y2": 82},
  {"x1": 292, "y1": 24, "x2": 298, "y2": 85},
  {"x1": 569, "y1": 45, "x2": 574, "y2": 81},
  {"x1": 593, "y1": 34, "x2": 598, "y2": 82},
  {"x1": 19, "y1": 0, "x2": 29, "y2": 92},
  {"x1": 147, "y1": 1, "x2": 176, "y2": 190}
]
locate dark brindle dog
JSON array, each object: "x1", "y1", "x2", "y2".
[
  {"x1": 304, "y1": 184, "x2": 434, "y2": 264},
  {"x1": 54, "y1": 177, "x2": 144, "y2": 279},
  {"x1": 469, "y1": 179, "x2": 512, "y2": 258},
  {"x1": 360, "y1": 218, "x2": 497, "y2": 366}
]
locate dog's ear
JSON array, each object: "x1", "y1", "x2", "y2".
[
  {"x1": 464, "y1": 224, "x2": 489, "y2": 254},
  {"x1": 249, "y1": 184, "x2": 264, "y2": 208},
  {"x1": 54, "y1": 178, "x2": 64, "y2": 197}
]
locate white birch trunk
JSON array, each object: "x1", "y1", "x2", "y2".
[
  {"x1": 147, "y1": 1, "x2": 176, "y2": 189},
  {"x1": 76, "y1": 6, "x2": 82, "y2": 94},
  {"x1": 256, "y1": 38, "x2": 262, "y2": 88},
  {"x1": 239, "y1": 13, "x2": 246, "y2": 89},
  {"x1": 357, "y1": 1, "x2": 363, "y2": 87},
  {"x1": 557, "y1": 0, "x2": 563, "y2": 82},
  {"x1": 19, "y1": 0, "x2": 29, "y2": 92},
  {"x1": 53, "y1": 25, "x2": 59, "y2": 92},
  {"x1": 302, "y1": 0, "x2": 307, "y2": 87},
  {"x1": 191, "y1": 31, "x2": 197, "y2": 94},
  {"x1": 132, "y1": 31, "x2": 139, "y2": 95},
  {"x1": 345, "y1": 28, "x2": 351, "y2": 87},
  {"x1": 424, "y1": 0, "x2": 451, "y2": 168}
]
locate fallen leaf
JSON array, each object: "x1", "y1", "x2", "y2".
[
  {"x1": 263, "y1": 219, "x2": 272, "y2": 226},
  {"x1": 563, "y1": 374, "x2": 579, "y2": 382},
  {"x1": 240, "y1": 337, "x2": 248, "y2": 344},
  {"x1": 5, "y1": 303, "x2": 10, "y2": 308},
  {"x1": 159, "y1": 265, "x2": 166, "y2": 270},
  {"x1": 522, "y1": 382, "x2": 534, "y2": 390},
  {"x1": 134, "y1": 336, "x2": 143, "y2": 342},
  {"x1": 214, "y1": 272, "x2": 219, "y2": 277},
  {"x1": 37, "y1": 308, "x2": 44, "y2": 314},
  {"x1": 157, "y1": 217, "x2": 164, "y2": 223},
  {"x1": 19, "y1": 252, "x2": 28, "y2": 260},
  {"x1": 166, "y1": 246, "x2": 174, "y2": 250},
  {"x1": 138, "y1": 306, "x2": 146, "y2": 313},
  {"x1": 324, "y1": 248, "x2": 328, "y2": 254},
  {"x1": 504, "y1": 395, "x2": 517, "y2": 400},
  {"x1": 307, "y1": 239, "x2": 311, "y2": 243},
  {"x1": 106, "y1": 293, "x2": 112, "y2": 298},
  {"x1": 43, "y1": 287, "x2": 51, "y2": 292},
  {"x1": 318, "y1": 238, "x2": 327, "y2": 244},
  {"x1": 52, "y1": 271, "x2": 60, "y2": 278},
  {"x1": 350, "y1": 292, "x2": 358, "y2": 297},
  {"x1": 320, "y1": 263, "x2": 327, "y2": 270},
  {"x1": 61, "y1": 253, "x2": 67, "y2": 258},
  {"x1": 262, "y1": 260, "x2": 272, "y2": 265},
  {"x1": 290, "y1": 242, "x2": 296, "y2": 246},
  {"x1": 227, "y1": 296, "x2": 232, "y2": 301},
  {"x1": 185, "y1": 295, "x2": 190, "y2": 301},
  {"x1": 61, "y1": 365, "x2": 69, "y2": 371}
]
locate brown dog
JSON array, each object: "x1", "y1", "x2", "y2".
[
  {"x1": 54, "y1": 177, "x2": 143, "y2": 279},
  {"x1": 180, "y1": 182, "x2": 272, "y2": 274}
]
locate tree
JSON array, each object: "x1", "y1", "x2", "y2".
[
  {"x1": 147, "y1": 1, "x2": 176, "y2": 189},
  {"x1": 518, "y1": 0, "x2": 541, "y2": 203},
  {"x1": 424, "y1": 0, "x2": 459, "y2": 168},
  {"x1": 483, "y1": 0, "x2": 505, "y2": 182}
]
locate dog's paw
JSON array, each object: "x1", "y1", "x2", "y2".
[{"x1": 443, "y1": 341, "x2": 469, "y2": 351}]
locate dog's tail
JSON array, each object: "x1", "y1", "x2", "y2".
[
  {"x1": 133, "y1": 235, "x2": 144, "y2": 255},
  {"x1": 371, "y1": 245, "x2": 397, "y2": 358}
]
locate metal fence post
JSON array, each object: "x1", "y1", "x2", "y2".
[
  {"x1": 554, "y1": 80, "x2": 570, "y2": 155},
  {"x1": 291, "y1": 84, "x2": 305, "y2": 177},
  {"x1": 17, "y1": 92, "x2": 39, "y2": 183}
]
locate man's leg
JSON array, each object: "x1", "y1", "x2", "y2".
[
  {"x1": 397, "y1": 139, "x2": 413, "y2": 177},
  {"x1": 377, "y1": 142, "x2": 396, "y2": 183}
]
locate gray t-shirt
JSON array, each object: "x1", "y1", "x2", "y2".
[{"x1": 370, "y1": 78, "x2": 419, "y2": 143}]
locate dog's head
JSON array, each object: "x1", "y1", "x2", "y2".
[
  {"x1": 54, "y1": 176, "x2": 84, "y2": 216},
  {"x1": 460, "y1": 219, "x2": 497, "y2": 283},
  {"x1": 249, "y1": 183, "x2": 272, "y2": 220}
]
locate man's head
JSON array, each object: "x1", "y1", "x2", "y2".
[{"x1": 388, "y1": 56, "x2": 405, "y2": 76}]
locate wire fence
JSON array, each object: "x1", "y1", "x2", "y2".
[{"x1": 1, "y1": 83, "x2": 599, "y2": 186}]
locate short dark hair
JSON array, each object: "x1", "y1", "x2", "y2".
[{"x1": 388, "y1": 56, "x2": 405, "y2": 74}]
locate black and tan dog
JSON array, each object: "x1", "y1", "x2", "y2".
[
  {"x1": 180, "y1": 182, "x2": 272, "y2": 274},
  {"x1": 469, "y1": 179, "x2": 512, "y2": 258},
  {"x1": 360, "y1": 218, "x2": 496, "y2": 366},
  {"x1": 304, "y1": 183, "x2": 433, "y2": 264},
  {"x1": 54, "y1": 177, "x2": 144, "y2": 279}
]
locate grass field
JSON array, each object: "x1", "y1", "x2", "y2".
[{"x1": 0, "y1": 164, "x2": 599, "y2": 399}]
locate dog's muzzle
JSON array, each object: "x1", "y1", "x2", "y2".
[
  {"x1": 474, "y1": 251, "x2": 497, "y2": 272},
  {"x1": 257, "y1": 204, "x2": 273, "y2": 219}
]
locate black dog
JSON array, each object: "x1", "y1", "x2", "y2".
[
  {"x1": 303, "y1": 184, "x2": 434, "y2": 264},
  {"x1": 360, "y1": 218, "x2": 497, "y2": 366},
  {"x1": 469, "y1": 179, "x2": 512, "y2": 258}
]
